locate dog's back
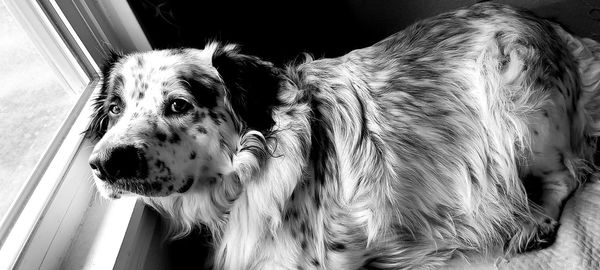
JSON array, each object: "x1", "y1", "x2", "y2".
[{"x1": 275, "y1": 2, "x2": 593, "y2": 268}]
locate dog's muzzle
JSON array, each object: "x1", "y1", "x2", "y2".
[{"x1": 89, "y1": 145, "x2": 148, "y2": 182}]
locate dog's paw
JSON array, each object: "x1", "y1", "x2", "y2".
[
  {"x1": 522, "y1": 217, "x2": 559, "y2": 252},
  {"x1": 506, "y1": 217, "x2": 559, "y2": 253}
]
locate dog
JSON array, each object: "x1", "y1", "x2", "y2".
[{"x1": 87, "y1": 2, "x2": 599, "y2": 269}]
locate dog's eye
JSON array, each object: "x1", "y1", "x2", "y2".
[
  {"x1": 170, "y1": 99, "x2": 192, "y2": 114},
  {"x1": 108, "y1": 103, "x2": 122, "y2": 115}
]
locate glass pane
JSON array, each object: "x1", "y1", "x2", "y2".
[{"x1": 0, "y1": 2, "x2": 77, "y2": 219}]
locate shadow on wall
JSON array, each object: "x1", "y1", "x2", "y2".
[{"x1": 142, "y1": 219, "x2": 212, "y2": 270}]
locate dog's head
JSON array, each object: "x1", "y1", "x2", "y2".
[{"x1": 87, "y1": 43, "x2": 281, "y2": 202}]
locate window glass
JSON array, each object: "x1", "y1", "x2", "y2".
[{"x1": 0, "y1": 2, "x2": 77, "y2": 219}]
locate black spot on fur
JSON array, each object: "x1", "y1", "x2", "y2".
[
  {"x1": 466, "y1": 164, "x2": 480, "y2": 187},
  {"x1": 158, "y1": 175, "x2": 171, "y2": 182},
  {"x1": 113, "y1": 74, "x2": 124, "y2": 89},
  {"x1": 218, "y1": 112, "x2": 227, "y2": 121},
  {"x1": 190, "y1": 151, "x2": 197, "y2": 160},
  {"x1": 151, "y1": 182, "x2": 162, "y2": 191},
  {"x1": 495, "y1": 183, "x2": 507, "y2": 196},
  {"x1": 207, "y1": 177, "x2": 217, "y2": 185},
  {"x1": 136, "y1": 56, "x2": 144, "y2": 66},
  {"x1": 356, "y1": 94, "x2": 370, "y2": 145},
  {"x1": 156, "y1": 132, "x2": 167, "y2": 142},
  {"x1": 533, "y1": 130, "x2": 539, "y2": 135},
  {"x1": 178, "y1": 70, "x2": 220, "y2": 109},
  {"x1": 169, "y1": 133, "x2": 181, "y2": 144},
  {"x1": 209, "y1": 110, "x2": 222, "y2": 125},
  {"x1": 212, "y1": 45, "x2": 282, "y2": 132},
  {"x1": 309, "y1": 98, "x2": 340, "y2": 187},
  {"x1": 329, "y1": 242, "x2": 346, "y2": 251},
  {"x1": 154, "y1": 159, "x2": 166, "y2": 171},
  {"x1": 284, "y1": 208, "x2": 298, "y2": 221},
  {"x1": 314, "y1": 193, "x2": 321, "y2": 209},
  {"x1": 311, "y1": 259, "x2": 320, "y2": 266},
  {"x1": 194, "y1": 111, "x2": 206, "y2": 123},
  {"x1": 178, "y1": 177, "x2": 194, "y2": 193},
  {"x1": 149, "y1": 119, "x2": 158, "y2": 129},
  {"x1": 219, "y1": 138, "x2": 228, "y2": 150},
  {"x1": 300, "y1": 221, "x2": 310, "y2": 236},
  {"x1": 541, "y1": 170, "x2": 554, "y2": 175},
  {"x1": 301, "y1": 240, "x2": 308, "y2": 250},
  {"x1": 286, "y1": 109, "x2": 296, "y2": 116},
  {"x1": 141, "y1": 82, "x2": 149, "y2": 91}
]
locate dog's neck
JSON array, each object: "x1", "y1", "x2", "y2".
[{"x1": 213, "y1": 82, "x2": 316, "y2": 268}]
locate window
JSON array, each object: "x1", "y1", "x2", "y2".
[
  {"x1": 0, "y1": 0, "x2": 153, "y2": 269},
  {"x1": 0, "y1": 0, "x2": 83, "y2": 232}
]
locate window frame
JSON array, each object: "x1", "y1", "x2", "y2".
[{"x1": 0, "y1": 0, "x2": 156, "y2": 269}]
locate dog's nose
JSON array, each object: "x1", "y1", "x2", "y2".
[
  {"x1": 89, "y1": 155, "x2": 108, "y2": 180},
  {"x1": 89, "y1": 145, "x2": 146, "y2": 181}
]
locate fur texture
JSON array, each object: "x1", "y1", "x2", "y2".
[{"x1": 87, "y1": 3, "x2": 599, "y2": 269}]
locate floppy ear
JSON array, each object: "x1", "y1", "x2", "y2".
[
  {"x1": 85, "y1": 50, "x2": 123, "y2": 141},
  {"x1": 212, "y1": 44, "x2": 282, "y2": 133}
]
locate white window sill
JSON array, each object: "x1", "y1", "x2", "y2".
[{"x1": 63, "y1": 198, "x2": 159, "y2": 270}]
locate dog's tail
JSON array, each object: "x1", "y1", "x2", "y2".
[{"x1": 557, "y1": 26, "x2": 600, "y2": 169}]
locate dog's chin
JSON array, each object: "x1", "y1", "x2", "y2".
[
  {"x1": 93, "y1": 176, "x2": 198, "y2": 199},
  {"x1": 94, "y1": 180, "x2": 131, "y2": 199}
]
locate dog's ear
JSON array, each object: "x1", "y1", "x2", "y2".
[
  {"x1": 212, "y1": 44, "x2": 281, "y2": 133},
  {"x1": 85, "y1": 49, "x2": 123, "y2": 141}
]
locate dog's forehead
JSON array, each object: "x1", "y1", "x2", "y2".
[
  {"x1": 109, "y1": 48, "x2": 219, "y2": 101},
  {"x1": 121, "y1": 48, "x2": 215, "y2": 72}
]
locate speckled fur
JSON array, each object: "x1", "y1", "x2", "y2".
[{"x1": 87, "y1": 3, "x2": 598, "y2": 269}]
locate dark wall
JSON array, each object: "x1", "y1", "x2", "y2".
[
  {"x1": 128, "y1": 0, "x2": 367, "y2": 64},
  {"x1": 127, "y1": 0, "x2": 599, "y2": 65}
]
